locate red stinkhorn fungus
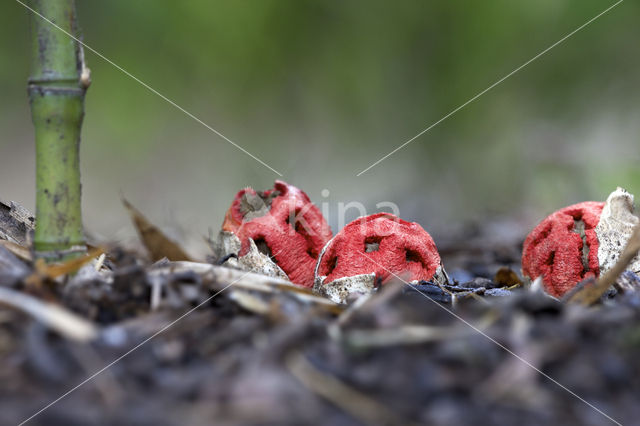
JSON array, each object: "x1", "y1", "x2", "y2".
[
  {"x1": 222, "y1": 180, "x2": 332, "y2": 287},
  {"x1": 522, "y1": 201, "x2": 604, "y2": 298},
  {"x1": 316, "y1": 213, "x2": 442, "y2": 286}
]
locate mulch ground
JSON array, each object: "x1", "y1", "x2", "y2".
[{"x1": 0, "y1": 207, "x2": 638, "y2": 426}]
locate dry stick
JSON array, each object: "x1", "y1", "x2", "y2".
[
  {"x1": 0, "y1": 286, "x2": 97, "y2": 341},
  {"x1": 342, "y1": 324, "x2": 474, "y2": 348},
  {"x1": 149, "y1": 261, "x2": 344, "y2": 314},
  {"x1": 568, "y1": 223, "x2": 640, "y2": 305},
  {"x1": 287, "y1": 352, "x2": 411, "y2": 426}
]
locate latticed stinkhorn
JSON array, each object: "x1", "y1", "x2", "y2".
[
  {"x1": 315, "y1": 213, "x2": 443, "y2": 286},
  {"x1": 522, "y1": 188, "x2": 640, "y2": 298},
  {"x1": 221, "y1": 180, "x2": 332, "y2": 287}
]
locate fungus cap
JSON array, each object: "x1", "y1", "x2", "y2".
[
  {"x1": 315, "y1": 213, "x2": 442, "y2": 286},
  {"x1": 221, "y1": 180, "x2": 332, "y2": 287},
  {"x1": 522, "y1": 201, "x2": 604, "y2": 298}
]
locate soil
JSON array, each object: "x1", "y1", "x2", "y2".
[{"x1": 0, "y1": 214, "x2": 638, "y2": 426}]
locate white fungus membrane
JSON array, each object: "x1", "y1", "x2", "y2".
[{"x1": 595, "y1": 187, "x2": 640, "y2": 274}]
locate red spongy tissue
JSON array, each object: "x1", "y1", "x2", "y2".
[
  {"x1": 222, "y1": 180, "x2": 332, "y2": 288},
  {"x1": 317, "y1": 213, "x2": 441, "y2": 285},
  {"x1": 522, "y1": 201, "x2": 604, "y2": 298}
]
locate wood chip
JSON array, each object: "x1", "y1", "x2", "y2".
[{"x1": 0, "y1": 199, "x2": 34, "y2": 246}]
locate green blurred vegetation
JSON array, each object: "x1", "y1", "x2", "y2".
[{"x1": 0, "y1": 0, "x2": 638, "y2": 245}]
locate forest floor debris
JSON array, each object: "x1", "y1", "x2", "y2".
[{"x1": 0, "y1": 202, "x2": 638, "y2": 425}]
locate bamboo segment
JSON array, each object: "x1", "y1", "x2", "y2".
[{"x1": 27, "y1": 0, "x2": 88, "y2": 258}]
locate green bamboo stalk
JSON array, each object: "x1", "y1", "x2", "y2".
[{"x1": 27, "y1": 0, "x2": 89, "y2": 259}]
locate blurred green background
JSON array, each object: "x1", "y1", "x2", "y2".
[{"x1": 0, "y1": 0, "x2": 638, "y2": 251}]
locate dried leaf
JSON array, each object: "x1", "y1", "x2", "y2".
[
  {"x1": 24, "y1": 247, "x2": 105, "y2": 289},
  {"x1": 494, "y1": 267, "x2": 523, "y2": 287},
  {"x1": 0, "y1": 240, "x2": 32, "y2": 261},
  {"x1": 39, "y1": 247, "x2": 105, "y2": 279},
  {"x1": 122, "y1": 198, "x2": 192, "y2": 262}
]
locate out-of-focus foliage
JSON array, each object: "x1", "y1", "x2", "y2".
[{"x1": 0, "y1": 0, "x2": 638, "y2": 243}]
